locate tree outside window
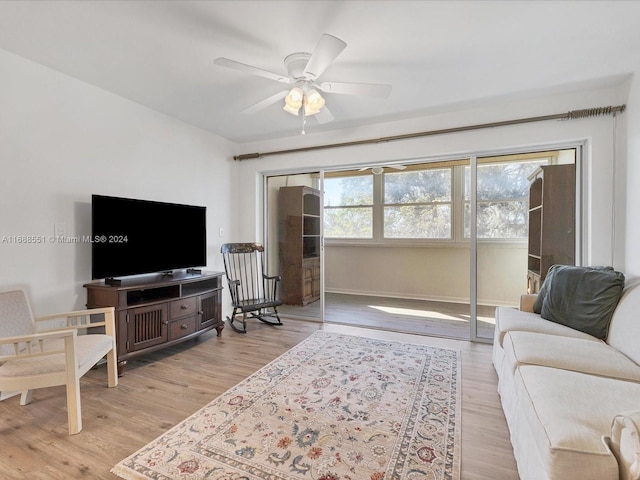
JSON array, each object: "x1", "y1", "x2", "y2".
[
  {"x1": 383, "y1": 169, "x2": 452, "y2": 239},
  {"x1": 324, "y1": 157, "x2": 552, "y2": 242},
  {"x1": 324, "y1": 176, "x2": 373, "y2": 238},
  {"x1": 463, "y1": 160, "x2": 547, "y2": 239}
]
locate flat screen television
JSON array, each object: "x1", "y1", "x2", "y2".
[{"x1": 91, "y1": 194, "x2": 206, "y2": 280}]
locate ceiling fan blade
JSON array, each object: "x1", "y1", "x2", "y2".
[
  {"x1": 314, "y1": 105, "x2": 334, "y2": 124},
  {"x1": 241, "y1": 90, "x2": 289, "y2": 115},
  {"x1": 303, "y1": 34, "x2": 347, "y2": 80},
  {"x1": 388, "y1": 165, "x2": 406, "y2": 170},
  {"x1": 214, "y1": 58, "x2": 292, "y2": 84},
  {"x1": 318, "y1": 81, "x2": 392, "y2": 98}
]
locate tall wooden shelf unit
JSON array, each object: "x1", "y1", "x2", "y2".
[
  {"x1": 527, "y1": 164, "x2": 576, "y2": 293},
  {"x1": 84, "y1": 271, "x2": 224, "y2": 374},
  {"x1": 278, "y1": 186, "x2": 321, "y2": 305}
]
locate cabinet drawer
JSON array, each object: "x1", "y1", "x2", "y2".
[
  {"x1": 169, "y1": 316, "x2": 197, "y2": 340},
  {"x1": 169, "y1": 297, "x2": 197, "y2": 319}
]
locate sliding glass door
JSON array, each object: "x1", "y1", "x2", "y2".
[
  {"x1": 471, "y1": 149, "x2": 578, "y2": 341},
  {"x1": 261, "y1": 145, "x2": 579, "y2": 343},
  {"x1": 264, "y1": 172, "x2": 323, "y2": 322}
]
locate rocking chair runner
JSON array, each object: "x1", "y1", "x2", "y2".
[{"x1": 221, "y1": 243, "x2": 283, "y2": 333}]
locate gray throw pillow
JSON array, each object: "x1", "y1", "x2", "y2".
[
  {"x1": 540, "y1": 265, "x2": 624, "y2": 339},
  {"x1": 533, "y1": 265, "x2": 614, "y2": 313},
  {"x1": 533, "y1": 266, "x2": 557, "y2": 313}
]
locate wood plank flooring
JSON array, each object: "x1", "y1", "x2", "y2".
[
  {"x1": 0, "y1": 321, "x2": 519, "y2": 480},
  {"x1": 281, "y1": 293, "x2": 497, "y2": 340}
]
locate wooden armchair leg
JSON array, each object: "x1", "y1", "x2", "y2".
[
  {"x1": 106, "y1": 348, "x2": 118, "y2": 388},
  {"x1": 65, "y1": 373, "x2": 82, "y2": 435},
  {"x1": 19, "y1": 390, "x2": 33, "y2": 406},
  {"x1": 64, "y1": 335, "x2": 82, "y2": 435}
]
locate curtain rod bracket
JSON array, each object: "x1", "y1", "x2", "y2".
[{"x1": 234, "y1": 153, "x2": 261, "y2": 161}]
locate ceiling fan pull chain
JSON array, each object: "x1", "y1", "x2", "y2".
[{"x1": 301, "y1": 109, "x2": 307, "y2": 135}]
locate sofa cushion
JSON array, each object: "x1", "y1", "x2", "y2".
[
  {"x1": 514, "y1": 365, "x2": 640, "y2": 479},
  {"x1": 495, "y1": 306, "x2": 597, "y2": 347},
  {"x1": 503, "y1": 331, "x2": 640, "y2": 382},
  {"x1": 539, "y1": 265, "x2": 625, "y2": 339},
  {"x1": 0, "y1": 334, "x2": 113, "y2": 377}
]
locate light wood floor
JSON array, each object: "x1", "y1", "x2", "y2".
[
  {"x1": 280, "y1": 293, "x2": 497, "y2": 340},
  {"x1": 0, "y1": 321, "x2": 519, "y2": 479}
]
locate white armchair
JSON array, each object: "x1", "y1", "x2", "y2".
[{"x1": 0, "y1": 289, "x2": 117, "y2": 435}]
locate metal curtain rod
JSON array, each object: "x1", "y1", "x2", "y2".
[{"x1": 234, "y1": 104, "x2": 626, "y2": 161}]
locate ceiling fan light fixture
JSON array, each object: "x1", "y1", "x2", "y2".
[
  {"x1": 303, "y1": 88, "x2": 325, "y2": 116},
  {"x1": 215, "y1": 33, "x2": 393, "y2": 133},
  {"x1": 283, "y1": 87, "x2": 304, "y2": 115}
]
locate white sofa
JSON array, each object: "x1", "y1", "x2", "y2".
[{"x1": 493, "y1": 280, "x2": 640, "y2": 480}]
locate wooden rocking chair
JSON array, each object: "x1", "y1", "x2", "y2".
[{"x1": 221, "y1": 243, "x2": 283, "y2": 333}]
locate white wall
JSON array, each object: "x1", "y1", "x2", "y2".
[
  {"x1": 0, "y1": 49, "x2": 238, "y2": 314},
  {"x1": 236, "y1": 82, "x2": 629, "y2": 303},
  {"x1": 625, "y1": 74, "x2": 640, "y2": 277},
  {"x1": 325, "y1": 244, "x2": 526, "y2": 306}
]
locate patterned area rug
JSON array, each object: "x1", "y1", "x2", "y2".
[{"x1": 112, "y1": 331, "x2": 461, "y2": 480}]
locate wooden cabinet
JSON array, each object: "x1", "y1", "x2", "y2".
[
  {"x1": 303, "y1": 257, "x2": 321, "y2": 304},
  {"x1": 527, "y1": 164, "x2": 575, "y2": 293},
  {"x1": 279, "y1": 186, "x2": 321, "y2": 305},
  {"x1": 85, "y1": 271, "x2": 224, "y2": 373}
]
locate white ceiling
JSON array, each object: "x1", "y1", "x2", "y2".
[{"x1": 1, "y1": 1, "x2": 639, "y2": 144}]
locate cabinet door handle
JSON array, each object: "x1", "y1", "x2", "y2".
[
  {"x1": 181, "y1": 304, "x2": 188, "y2": 310},
  {"x1": 180, "y1": 323, "x2": 188, "y2": 330}
]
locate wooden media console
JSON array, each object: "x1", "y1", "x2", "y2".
[{"x1": 85, "y1": 271, "x2": 224, "y2": 374}]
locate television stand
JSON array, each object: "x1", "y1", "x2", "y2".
[{"x1": 84, "y1": 271, "x2": 224, "y2": 375}]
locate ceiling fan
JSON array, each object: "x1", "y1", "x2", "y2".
[
  {"x1": 358, "y1": 165, "x2": 407, "y2": 175},
  {"x1": 214, "y1": 33, "x2": 392, "y2": 133}
]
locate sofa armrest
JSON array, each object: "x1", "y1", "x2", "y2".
[
  {"x1": 519, "y1": 294, "x2": 538, "y2": 313},
  {"x1": 603, "y1": 410, "x2": 640, "y2": 480}
]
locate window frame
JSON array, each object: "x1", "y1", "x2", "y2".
[
  {"x1": 382, "y1": 167, "x2": 454, "y2": 240},
  {"x1": 323, "y1": 174, "x2": 375, "y2": 240},
  {"x1": 324, "y1": 153, "x2": 560, "y2": 246},
  {"x1": 461, "y1": 158, "x2": 551, "y2": 240}
]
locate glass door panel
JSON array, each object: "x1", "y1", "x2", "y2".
[
  {"x1": 323, "y1": 164, "x2": 471, "y2": 340},
  {"x1": 471, "y1": 149, "x2": 577, "y2": 341},
  {"x1": 265, "y1": 172, "x2": 323, "y2": 321}
]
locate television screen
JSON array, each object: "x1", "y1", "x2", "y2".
[{"x1": 91, "y1": 194, "x2": 206, "y2": 279}]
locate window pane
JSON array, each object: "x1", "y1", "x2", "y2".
[
  {"x1": 384, "y1": 205, "x2": 451, "y2": 238},
  {"x1": 464, "y1": 161, "x2": 546, "y2": 201},
  {"x1": 464, "y1": 201, "x2": 529, "y2": 238},
  {"x1": 324, "y1": 176, "x2": 373, "y2": 206},
  {"x1": 384, "y1": 169, "x2": 451, "y2": 204},
  {"x1": 324, "y1": 207, "x2": 373, "y2": 238}
]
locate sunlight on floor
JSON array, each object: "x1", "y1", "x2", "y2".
[{"x1": 368, "y1": 305, "x2": 495, "y2": 325}]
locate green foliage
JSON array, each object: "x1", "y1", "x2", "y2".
[
  {"x1": 324, "y1": 207, "x2": 372, "y2": 238},
  {"x1": 324, "y1": 160, "x2": 546, "y2": 240},
  {"x1": 385, "y1": 169, "x2": 451, "y2": 204}
]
